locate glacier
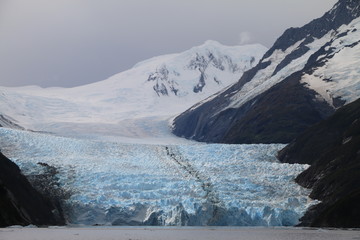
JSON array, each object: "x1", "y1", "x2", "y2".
[{"x1": 0, "y1": 128, "x2": 314, "y2": 226}]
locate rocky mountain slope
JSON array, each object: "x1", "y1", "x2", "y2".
[
  {"x1": 172, "y1": 0, "x2": 360, "y2": 144},
  {"x1": 278, "y1": 97, "x2": 360, "y2": 228},
  {"x1": 0, "y1": 151, "x2": 64, "y2": 227}
]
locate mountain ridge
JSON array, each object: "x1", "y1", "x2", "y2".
[{"x1": 172, "y1": 0, "x2": 360, "y2": 144}]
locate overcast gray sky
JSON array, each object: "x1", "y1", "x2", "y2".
[{"x1": 0, "y1": 0, "x2": 337, "y2": 88}]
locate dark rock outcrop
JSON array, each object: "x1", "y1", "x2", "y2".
[
  {"x1": 278, "y1": 98, "x2": 360, "y2": 228},
  {"x1": 0, "y1": 114, "x2": 24, "y2": 130},
  {"x1": 0, "y1": 151, "x2": 64, "y2": 227},
  {"x1": 173, "y1": 71, "x2": 334, "y2": 144}
]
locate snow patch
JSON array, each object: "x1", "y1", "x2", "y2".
[{"x1": 301, "y1": 17, "x2": 360, "y2": 106}]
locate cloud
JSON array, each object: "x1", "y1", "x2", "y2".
[{"x1": 238, "y1": 31, "x2": 252, "y2": 45}]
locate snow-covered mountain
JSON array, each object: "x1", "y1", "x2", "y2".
[
  {"x1": 0, "y1": 41, "x2": 266, "y2": 143},
  {"x1": 172, "y1": 0, "x2": 360, "y2": 144}
]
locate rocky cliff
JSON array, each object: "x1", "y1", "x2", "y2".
[
  {"x1": 278, "y1": 98, "x2": 360, "y2": 227},
  {"x1": 0, "y1": 151, "x2": 64, "y2": 227}
]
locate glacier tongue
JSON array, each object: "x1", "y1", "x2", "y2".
[{"x1": 0, "y1": 128, "x2": 314, "y2": 226}]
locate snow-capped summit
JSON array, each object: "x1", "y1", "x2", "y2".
[
  {"x1": 130, "y1": 40, "x2": 266, "y2": 97},
  {"x1": 172, "y1": 0, "x2": 360, "y2": 144},
  {"x1": 0, "y1": 41, "x2": 267, "y2": 142}
]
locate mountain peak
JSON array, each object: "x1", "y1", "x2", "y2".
[
  {"x1": 203, "y1": 40, "x2": 222, "y2": 47},
  {"x1": 328, "y1": 0, "x2": 360, "y2": 19},
  {"x1": 196, "y1": 40, "x2": 266, "y2": 52},
  {"x1": 189, "y1": 40, "x2": 228, "y2": 52}
]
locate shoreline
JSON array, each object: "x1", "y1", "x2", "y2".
[{"x1": 1, "y1": 226, "x2": 359, "y2": 240}]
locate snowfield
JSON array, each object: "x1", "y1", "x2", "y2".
[{"x1": 0, "y1": 128, "x2": 314, "y2": 226}]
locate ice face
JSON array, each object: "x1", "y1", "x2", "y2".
[{"x1": 0, "y1": 128, "x2": 314, "y2": 226}]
